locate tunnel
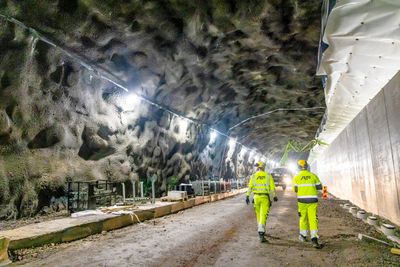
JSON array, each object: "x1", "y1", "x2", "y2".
[{"x1": 0, "y1": 0, "x2": 399, "y2": 266}]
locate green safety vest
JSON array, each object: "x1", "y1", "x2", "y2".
[
  {"x1": 247, "y1": 171, "x2": 276, "y2": 196},
  {"x1": 293, "y1": 170, "x2": 322, "y2": 203}
]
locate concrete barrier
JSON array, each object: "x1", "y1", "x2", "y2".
[
  {"x1": 102, "y1": 214, "x2": 135, "y2": 232},
  {"x1": 183, "y1": 199, "x2": 195, "y2": 209},
  {"x1": 61, "y1": 222, "x2": 102, "y2": 243},
  {"x1": 170, "y1": 202, "x2": 185, "y2": 213},
  {"x1": 194, "y1": 197, "x2": 208, "y2": 205},
  {"x1": 153, "y1": 205, "x2": 172, "y2": 218}
]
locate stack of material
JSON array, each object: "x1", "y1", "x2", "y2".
[{"x1": 161, "y1": 191, "x2": 188, "y2": 202}]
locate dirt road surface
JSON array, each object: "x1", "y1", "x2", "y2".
[{"x1": 14, "y1": 190, "x2": 398, "y2": 266}]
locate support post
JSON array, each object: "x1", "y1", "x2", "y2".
[
  {"x1": 122, "y1": 182, "x2": 126, "y2": 203},
  {"x1": 88, "y1": 183, "x2": 96, "y2": 210},
  {"x1": 150, "y1": 174, "x2": 157, "y2": 204},
  {"x1": 151, "y1": 180, "x2": 156, "y2": 204},
  {"x1": 140, "y1": 182, "x2": 144, "y2": 198},
  {"x1": 67, "y1": 181, "x2": 72, "y2": 213},
  {"x1": 132, "y1": 180, "x2": 136, "y2": 200}
]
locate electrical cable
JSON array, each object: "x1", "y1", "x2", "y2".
[{"x1": 228, "y1": 107, "x2": 326, "y2": 132}]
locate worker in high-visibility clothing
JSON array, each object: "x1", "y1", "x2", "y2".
[
  {"x1": 246, "y1": 161, "x2": 278, "y2": 243},
  {"x1": 292, "y1": 159, "x2": 323, "y2": 249}
]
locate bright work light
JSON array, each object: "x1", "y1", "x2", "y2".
[
  {"x1": 178, "y1": 117, "x2": 189, "y2": 133},
  {"x1": 120, "y1": 93, "x2": 141, "y2": 111},
  {"x1": 288, "y1": 162, "x2": 297, "y2": 173},
  {"x1": 228, "y1": 138, "x2": 236, "y2": 149},
  {"x1": 209, "y1": 130, "x2": 218, "y2": 143}
]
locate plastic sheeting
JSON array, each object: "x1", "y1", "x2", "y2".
[{"x1": 311, "y1": 0, "x2": 400, "y2": 162}]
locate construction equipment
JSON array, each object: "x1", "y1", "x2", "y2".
[{"x1": 66, "y1": 180, "x2": 118, "y2": 213}]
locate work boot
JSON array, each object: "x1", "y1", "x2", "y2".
[
  {"x1": 311, "y1": 237, "x2": 322, "y2": 249},
  {"x1": 258, "y1": 232, "x2": 267, "y2": 243},
  {"x1": 299, "y1": 234, "x2": 307, "y2": 242}
]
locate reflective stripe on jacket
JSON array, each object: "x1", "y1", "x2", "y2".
[
  {"x1": 292, "y1": 170, "x2": 322, "y2": 203},
  {"x1": 246, "y1": 171, "x2": 276, "y2": 198}
]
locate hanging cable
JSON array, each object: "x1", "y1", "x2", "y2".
[{"x1": 228, "y1": 107, "x2": 326, "y2": 132}]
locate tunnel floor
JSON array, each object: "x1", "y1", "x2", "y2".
[{"x1": 14, "y1": 191, "x2": 397, "y2": 267}]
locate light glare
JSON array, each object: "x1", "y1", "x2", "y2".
[
  {"x1": 178, "y1": 118, "x2": 189, "y2": 133},
  {"x1": 288, "y1": 162, "x2": 297, "y2": 173},
  {"x1": 120, "y1": 93, "x2": 141, "y2": 111},
  {"x1": 209, "y1": 130, "x2": 218, "y2": 143},
  {"x1": 228, "y1": 138, "x2": 236, "y2": 149}
]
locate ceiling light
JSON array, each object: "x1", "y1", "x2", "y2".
[
  {"x1": 178, "y1": 117, "x2": 189, "y2": 133},
  {"x1": 120, "y1": 93, "x2": 141, "y2": 111},
  {"x1": 209, "y1": 130, "x2": 218, "y2": 143},
  {"x1": 228, "y1": 138, "x2": 236, "y2": 149}
]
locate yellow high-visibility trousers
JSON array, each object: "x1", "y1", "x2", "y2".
[
  {"x1": 254, "y1": 194, "x2": 270, "y2": 233},
  {"x1": 298, "y1": 202, "x2": 319, "y2": 238}
]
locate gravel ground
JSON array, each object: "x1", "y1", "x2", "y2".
[{"x1": 11, "y1": 190, "x2": 400, "y2": 267}]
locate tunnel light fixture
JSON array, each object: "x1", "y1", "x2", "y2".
[
  {"x1": 120, "y1": 93, "x2": 141, "y2": 111},
  {"x1": 228, "y1": 138, "x2": 236, "y2": 149},
  {"x1": 178, "y1": 117, "x2": 189, "y2": 133},
  {"x1": 209, "y1": 130, "x2": 218, "y2": 143},
  {"x1": 249, "y1": 150, "x2": 255, "y2": 160}
]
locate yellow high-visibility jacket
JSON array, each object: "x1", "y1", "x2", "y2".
[
  {"x1": 293, "y1": 170, "x2": 322, "y2": 203},
  {"x1": 246, "y1": 171, "x2": 276, "y2": 198}
]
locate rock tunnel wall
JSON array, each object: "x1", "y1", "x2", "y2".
[
  {"x1": 0, "y1": 20, "x2": 256, "y2": 219},
  {"x1": 313, "y1": 72, "x2": 400, "y2": 225}
]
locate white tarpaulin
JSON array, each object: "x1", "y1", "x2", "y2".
[{"x1": 310, "y1": 0, "x2": 400, "y2": 161}]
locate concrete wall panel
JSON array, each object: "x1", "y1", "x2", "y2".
[
  {"x1": 383, "y1": 80, "x2": 400, "y2": 221},
  {"x1": 315, "y1": 72, "x2": 400, "y2": 225},
  {"x1": 346, "y1": 123, "x2": 364, "y2": 209},
  {"x1": 353, "y1": 110, "x2": 378, "y2": 214},
  {"x1": 366, "y1": 91, "x2": 399, "y2": 221}
]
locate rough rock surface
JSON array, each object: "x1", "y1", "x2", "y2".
[{"x1": 0, "y1": 0, "x2": 324, "y2": 218}]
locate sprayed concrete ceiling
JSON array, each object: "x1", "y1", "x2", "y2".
[{"x1": 0, "y1": 0, "x2": 325, "y2": 157}]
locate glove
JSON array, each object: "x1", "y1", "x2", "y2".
[
  {"x1": 245, "y1": 196, "x2": 250, "y2": 205},
  {"x1": 273, "y1": 196, "x2": 278, "y2": 202}
]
